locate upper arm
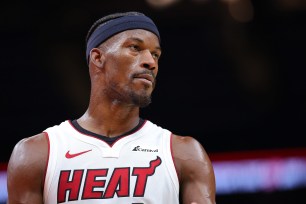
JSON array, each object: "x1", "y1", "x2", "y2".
[
  {"x1": 172, "y1": 135, "x2": 216, "y2": 204},
  {"x1": 7, "y1": 133, "x2": 48, "y2": 204}
]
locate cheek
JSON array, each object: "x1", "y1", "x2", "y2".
[
  {"x1": 104, "y1": 51, "x2": 140, "y2": 82},
  {"x1": 113, "y1": 51, "x2": 138, "y2": 70},
  {"x1": 122, "y1": 52, "x2": 139, "y2": 71},
  {"x1": 152, "y1": 65, "x2": 159, "y2": 81},
  {"x1": 104, "y1": 61, "x2": 130, "y2": 84},
  {"x1": 155, "y1": 65, "x2": 159, "y2": 75}
]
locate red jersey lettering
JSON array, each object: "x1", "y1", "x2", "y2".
[
  {"x1": 132, "y1": 156, "x2": 162, "y2": 197},
  {"x1": 57, "y1": 170, "x2": 84, "y2": 203},
  {"x1": 103, "y1": 167, "x2": 130, "y2": 198},
  {"x1": 57, "y1": 157, "x2": 161, "y2": 202},
  {"x1": 82, "y1": 169, "x2": 108, "y2": 199}
]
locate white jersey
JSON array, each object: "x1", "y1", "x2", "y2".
[{"x1": 43, "y1": 120, "x2": 179, "y2": 204}]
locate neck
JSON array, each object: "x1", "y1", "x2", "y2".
[{"x1": 77, "y1": 99, "x2": 140, "y2": 138}]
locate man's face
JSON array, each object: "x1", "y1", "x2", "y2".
[{"x1": 101, "y1": 29, "x2": 161, "y2": 107}]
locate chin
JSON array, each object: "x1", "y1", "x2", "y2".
[{"x1": 130, "y1": 92, "x2": 152, "y2": 108}]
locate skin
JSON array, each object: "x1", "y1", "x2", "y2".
[{"x1": 7, "y1": 29, "x2": 216, "y2": 204}]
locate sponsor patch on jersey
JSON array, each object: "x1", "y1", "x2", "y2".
[{"x1": 132, "y1": 145, "x2": 159, "y2": 152}]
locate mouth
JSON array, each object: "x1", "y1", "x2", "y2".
[{"x1": 133, "y1": 73, "x2": 154, "y2": 84}]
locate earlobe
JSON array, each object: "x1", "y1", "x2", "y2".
[{"x1": 89, "y1": 48, "x2": 105, "y2": 68}]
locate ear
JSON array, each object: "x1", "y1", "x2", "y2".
[{"x1": 89, "y1": 48, "x2": 105, "y2": 68}]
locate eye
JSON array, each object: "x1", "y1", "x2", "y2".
[
  {"x1": 152, "y1": 52, "x2": 160, "y2": 60},
  {"x1": 129, "y1": 44, "x2": 140, "y2": 51}
]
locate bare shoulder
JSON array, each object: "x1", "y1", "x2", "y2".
[
  {"x1": 7, "y1": 133, "x2": 48, "y2": 183},
  {"x1": 171, "y1": 134, "x2": 216, "y2": 204},
  {"x1": 7, "y1": 133, "x2": 48, "y2": 203},
  {"x1": 8, "y1": 133, "x2": 48, "y2": 168},
  {"x1": 171, "y1": 134, "x2": 214, "y2": 178},
  {"x1": 171, "y1": 134, "x2": 211, "y2": 162}
]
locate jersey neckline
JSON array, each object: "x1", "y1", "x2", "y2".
[{"x1": 68, "y1": 118, "x2": 146, "y2": 146}]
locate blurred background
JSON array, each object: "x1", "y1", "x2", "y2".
[{"x1": 1, "y1": 0, "x2": 306, "y2": 203}]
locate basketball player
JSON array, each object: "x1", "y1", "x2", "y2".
[{"x1": 7, "y1": 12, "x2": 216, "y2": 204}]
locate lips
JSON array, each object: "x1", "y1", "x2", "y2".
[{"x1": 134, "y1": 73, "x2": 154, "y2": 84}]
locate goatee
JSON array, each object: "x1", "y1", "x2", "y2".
[{"x1": 130, "y1": 91, "x2": 152, "y2": 108}]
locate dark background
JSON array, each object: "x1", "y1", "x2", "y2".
[{"x1": 1, "y1": 0, "x2": 306, "y2": 203}]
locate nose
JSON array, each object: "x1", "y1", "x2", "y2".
[{"x1": 140, "y1": 50, "x2": 157, "y2": 70}]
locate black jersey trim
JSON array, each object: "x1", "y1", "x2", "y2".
[{"x1": 69, "y1": 118, "x2": 145, "y2": 146}]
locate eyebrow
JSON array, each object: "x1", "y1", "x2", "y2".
[{"x1": 128, "y1": 37, "x2": 162, "y2": 52}]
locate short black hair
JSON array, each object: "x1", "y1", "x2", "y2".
[{"x1": 85, "y1": 11, "x2": 145, "y2": 45}]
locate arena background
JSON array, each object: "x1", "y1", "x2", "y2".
[{"x1": 1, "y1": 0, "x2": 306, "y2": 203}]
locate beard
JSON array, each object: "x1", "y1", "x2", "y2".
[
  {"x1": 105, "y1": 80, "x2": 153, "y2": 108},
  {"x1": 129, "y1": 89, "x2": 152, "y2": 108}
]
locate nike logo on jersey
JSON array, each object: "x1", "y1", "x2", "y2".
[{"x1": 65, "y1": 149, "x2": 92, "y2": 159}]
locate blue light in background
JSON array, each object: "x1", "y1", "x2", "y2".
[{"x1": 0, "y1": 156, "x2": 305, "y2": 202}]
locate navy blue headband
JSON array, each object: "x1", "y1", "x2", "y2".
[{"x1": 86, "y1": 15, "x2": 160, "y2": 63}]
